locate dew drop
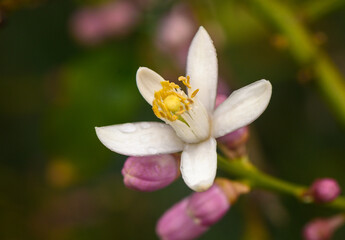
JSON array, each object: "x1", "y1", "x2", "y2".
[
  {"x1": 119, "y1": 123, "x2": 136, "y2": 133},
  {"x1": 141, "y1": 122, "x2": 151, "y2": 129}
]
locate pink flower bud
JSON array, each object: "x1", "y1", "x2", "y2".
[
  {"x1": 70, "y1": 1, "x2": 139, "y2": 45},
  {"x1": 303, "y1": 215, "x2": 345, "y2": 240},
  {"x1": 156, "y1": 198, "x2": 208, "y2": 240},
  {"x1": 70, "y1": 8, "x2": 105, "y2": 45},
  {"x1": 215, "y1": 94, "x2": 227, "y2": 108},
  {"x1": 121, "y1": 154, "x2": 179, "y2": 192},
  {"x1": 155, "y1": 4, "x2": 196, "y2": 67},
  {"x1": 308, "y1": 178, "x2": 341, "y2": 203},
  {"x1": 156, "y1": 4, "x2": 195, "y2": 51},
  {"x1": 215, "y1": 94, "x2": 249, "y2": 151},
  {"x1": 218, "y1": 126, "x2": 249, "y2": 149},
  {"x1": 187, "y1": 185, "x2": 230, "y2": 226},
  {"x1": 100, "y1": 1, "x2": 139, "y2": 37},
  {"x1": 156, "y1": 184, "x2": 230, "y2": 240},
  {"x1": 217, "y1": 79, "x2": 231, "y2": 96}
]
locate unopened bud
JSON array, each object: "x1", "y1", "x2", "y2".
[
  {"x1": 156, "y1": 184, "x2": 230, "y2": 240},
  {"x1": 187, "y1": 184, "x2": 230, "y2": 226},
  {"x1": 217, "y1": 79, "x2": 231, "y2": 96},
  {"x1": 121, "y1": 154, "x2": 179, "y2": 192},
  {"x1": 218, "y1": 126, "x2": 249, "y2": 150},
  {"x1": 70, "y1": 1, "x2": 139, "y2": 45},
  {"x1": 216, "y1": 94, "x2": 249, "y2": 152},
  {"x1": 306, "y1": 178, "x2": 341, "y2": 203},
  {"x1": 215, "y1": 94, "x2": 227, "y2": 108},
  {"x1": 303, "y1": 215, "x2": 345, "y2": 240},
  {"x1": 155, "y1": 4, "x2": 196, "y2": 66},
  {"x1": 70, "y1": 8, "x2": 104, "y2": 45},
  {"x1": 100, "y1": 1, "x2": 139, "y2": 37}
]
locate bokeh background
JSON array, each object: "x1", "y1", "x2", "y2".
[{"x1": 1, "y1": 0, "x2": 345, "y2": 239}]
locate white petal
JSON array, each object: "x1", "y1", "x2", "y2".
[
  {"x1": 186, "y1": 26, "x2": 218, "y2": 113},
  {"x1": 180, "y1": 137, "x2": 217, "y2": 192},
  {"x1": 136, "y1": 67, "x2": 165, "y2": 105},
  {"x1": 213, "y1": 80, "x2": 272, "y2": 138},
  {"x1": 95, "y1": 122, "x2": 184, "y2": 156}
]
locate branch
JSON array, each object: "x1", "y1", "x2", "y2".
[{"x1": 218, "y1": 155, "x2": 345, "y2": 211}]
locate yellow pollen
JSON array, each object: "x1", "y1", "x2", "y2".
[
  {"x1": 164, "y1": 95, "x2": 181, "y2": 112},
  {"x1": 178, "y1": 76, "x2": 192, "y2": 88},
  {"x1": 152, "y1": 77, "x2": 199, "y2": 121},
  {"x1": 191, "y1": 89, "x2": 199, "y2": 98}
]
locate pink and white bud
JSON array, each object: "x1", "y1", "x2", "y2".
[
  {"x1": 100, "y1": 1, "x2": 139, "y2": 37},
  {"x1": 215, "y1": 94, "x2": 227, "y2": 108},
  {"x1": 308, "y1": 178, "x2": 341, "y2": 203},
  {"x1": 156, "y1": 198, "x2": 208, "y2": 240},
  {"x1": 303, "y1": 215, "x2": 345, "y2": 240},
  {"x1": 216, "y1": 94, "x2": 249, "y2": 157},
  {"x1": 155, "y1": 4, "x2": 196, "y2": 66},
  {"x1": 121, "y1": 154, "x2": 179, "y2": 192},
  {"x1": 187, "y1": 185, "x2": 230, "y2": 226},
  {"x1": 218, "y1": 126, "x2": 249, "y2": 149},
  {"x1": 217, "y1": 79, "x2": 231, "y2": 96},
  {"x1": 70, "y1": 1, "x2": 139, "y2": 45},
  {"x1": 156, "y1": 180, "x2": 248, "y2": 240},
  {"x1": 70, "y1": 8, "x2": 105, "y2": 45}
]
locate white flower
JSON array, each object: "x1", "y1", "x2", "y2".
[{"x1": 95, "y1": 27, "x2": 272, "y2": 192}]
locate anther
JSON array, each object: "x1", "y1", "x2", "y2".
[{"x1": 191, "y1": 89, "x2": 199, "y2": 98}]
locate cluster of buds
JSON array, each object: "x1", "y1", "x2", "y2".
[
  {"x1": 157, "y1": 178, "x2": 250, "y2": 240},
  {"x1": 121, "y1": 153, "x2": 250, "y2": 239},
  {"x1": 302, "y1": 179, "x2": 342, "y2": 240}
]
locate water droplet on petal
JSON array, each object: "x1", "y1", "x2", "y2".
[
  {"x1": 119, "y1": 123, "x2": 136, "y2": 133},
  {"x1": 141, "y1": 122, "x2": 151, "y2": 129}
]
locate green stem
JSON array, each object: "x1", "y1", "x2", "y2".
[
  {"x1": 302, "y1": 0, "x2": 345, "y2": 21},
  {"x1": 248, "y1": 0, "x2": 345, "y2": 127},
  {"x1": 218, "y1": 155, "x2": 345, "y2": 211}
]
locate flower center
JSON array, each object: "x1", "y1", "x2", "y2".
[
  {"x1": 152, "y1": 76, "x2": 199, "y2": 122},
  {"x1": 163, "y1": 95, "x2": 181, "y2": 113}
]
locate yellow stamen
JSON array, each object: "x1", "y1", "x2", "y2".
[
  {"x1": 186, "y1": 76, "x2": 190, "y2": 84},
  {"x1": 152, "y1": 77, "x2": 199, "y2": 121},
  {"x1": 152, "y1": 105, "x2": 162, "y2": 118},
  {"x1": 178, "y1": 76, "x2": 192, "y2": 89},
  {"x1": 191, "y1": 89, "x2": 199, "y2": 98},
  {"x1": 175, "y1": 109, "x2": 186, "y2": 115}
]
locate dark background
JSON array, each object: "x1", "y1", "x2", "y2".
[{"x1": 1, "y1": 0, "x2": 345, "y2": 239}]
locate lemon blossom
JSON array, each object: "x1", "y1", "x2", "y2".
[{"x1": 95, "y1": 27, "x2": 272, "y2": 192}]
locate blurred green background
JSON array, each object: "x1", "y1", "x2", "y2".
[{"x1": 1, "y1": 0, "x2": 345, "y2": 239}]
